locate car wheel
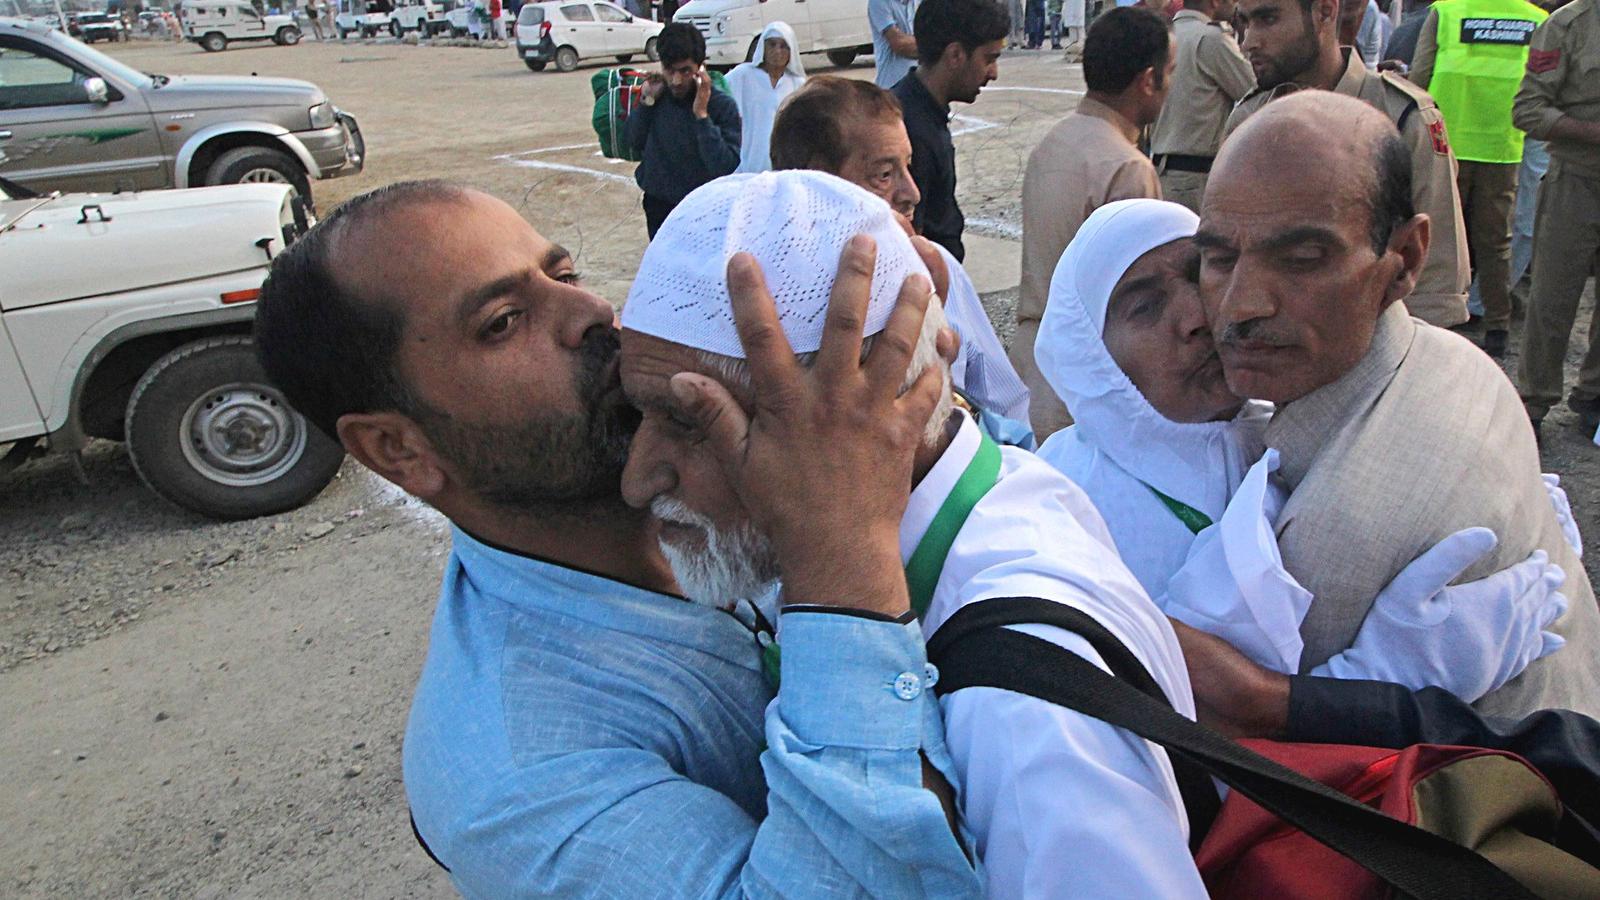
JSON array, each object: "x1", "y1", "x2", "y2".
[
  {"x1": 205, "y1": 145, "x2": 313, "y2": 207},
  {"x1": 644, "y1": 36, "x2": 658, "y2": 61},
  {"x1": 555, "y1": 45, "x2": 579, "y2": 71},
  {"x1": 451, "y1": 25, "x2": 465, "y2": 36},
  {"x1": 274, "y1": 25, "x2": 301, "y2": 44},
  {"x1": 125, "y1": 337, "x2": 345, "y2": 520},
  {"x1": 337, "y1": 25, "x2": 349, "y2": 38},
  {"x1": 615, "y1": 53, "x2": 633, "y2": 62},
  {"x1": 389, "y1": 19, "x2": 401, "y2": 35},
  {"x1": 200, "y1": 31, "x2": 227, "y2": 51},
  {"x1": 826, "y1": 48, "x2": 856, "y2": 67},
  {"x1": 525, "y1": 58, "x2": 547, "y2": 70}
]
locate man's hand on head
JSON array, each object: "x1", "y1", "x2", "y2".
[
  {"x1": 642, "y1": 72, "x2": 665, "y2": 103},
  {"x1": 669, "y1": 236, "x2": 943, "y2": 617}
]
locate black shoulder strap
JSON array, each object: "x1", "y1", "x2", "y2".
[
  {"x1": 927, "y1": 597, "x2": 1539, "y2": 900},
  {"x1": 927, "y1": 596, "x2": 1221, "y2": 849}
]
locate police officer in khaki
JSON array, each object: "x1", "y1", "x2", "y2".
[
  {"x1": 1226, "y1": 0, "x2": 1473, "y2": 327},
  {"x1": 1411, "y1": 0, "x2": 1548, "y2": 358},
  {"x1": 1513, "y1": 0, "x2": 1600, "y2": 435},
  {"x1": 1149, "y1": 0, "x2": 1256, "y2": 211}
]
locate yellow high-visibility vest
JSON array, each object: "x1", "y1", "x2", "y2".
[{"x1": 1429, "y1": 0, "x2": 1547, "y2": 163}]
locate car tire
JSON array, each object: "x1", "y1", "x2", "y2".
[
  {"x1": 274, "y1": 25, "x2": 301, "y2": 44},
  {"x1": 205, "y1": 145, "x2": 313, "y2": 206},
  {"x1": 525, "y1": 58, "x2": 547, "y2": 70},
  {"x1": 125, "y1": 337, "x2": 345, "y2": 520},
  {"x1": 644, "y1": 36, "x2": 658, "y2": 61},
  {"x1": 826, "y1": 48, "x2": 856, "y2": 67},
  {"x1": 200, "y1": 31, "x2": 227, "y2": 51},
  {"x1": 615, "y1": 53, "x2": 633, "y2": 62},
  {"x1": 555, "y1": 45, "x2": 579, "y2": 71},
  {"x1": 389, "y1": 19, "x2": 401, "y2": 35},
  {"x1": 337, "y1": 25, "x2": 349, "y2": 38}
]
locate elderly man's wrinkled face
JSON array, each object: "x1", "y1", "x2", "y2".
[
  {"x1": 836, "y1": 115, "x2": 921, "y2": 219},
  {"x1": 339, "y1": 191, "x2": 636, "y2": 509},
  {"x1": 1195, "y1": 144, "x2": 1393, "y2": 404},
  {"x1": 1103, "y1": 238, "x2": 1242, "y2": 423},
  {"x1": 1236, "y1": 0, "x2": 1322, "y2": 89},
  {"x1": 618, "y1": 330, "x2": 779, "y2": 608}
]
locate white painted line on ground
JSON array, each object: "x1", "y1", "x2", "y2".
[
  {"x1": 503, "y1": 142, "x2": 596, "y2": 156},
  {"x1": 952, "y1": 113, "x2": 1001, "y2": 137},
  {"x1": 494, "y1": 155, "x2": 636, "y2": 185}
]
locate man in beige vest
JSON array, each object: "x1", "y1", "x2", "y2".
[
  {"x1": 1150, "y1": 0, "x2": 1256, "y2": 212},
  {"x1": 1012, "y1": 7, "x2": 1171, "y2": 439},
  {"x1": 1225, "y1": 0, "x2": 1471, "y2": 327},
  {"x1": 1197, "y1": 91, "x2": 1600, "y2": 718}
]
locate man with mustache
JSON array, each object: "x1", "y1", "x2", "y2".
[
  {"x1": 1225, "y1": 0, "x2": 1471, "y2": 328},
  {"x1": 1196, "y1": 92, "x2": 1600, "y2": 717},
  {"x1": 251, "y1": 181, "x2": 982, "y2": 897},
  {"x1": 622, "y1": 170, "x2": 1210, "y2": 897}
]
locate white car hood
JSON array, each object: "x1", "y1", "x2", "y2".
[{"x1": 0, "y1": 184, "x2": 293, "y2": 310}]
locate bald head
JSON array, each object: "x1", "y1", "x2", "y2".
[{"x1": 1194, "y1": 91, "x2": 1430, "y2": 405}]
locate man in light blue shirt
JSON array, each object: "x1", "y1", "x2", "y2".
[
  {"x1": 870, "y1": 0, "x2": 919, "y2": 87},
  {"x1": 251, "y1": 180, "x2": 981, "y2": 898}
]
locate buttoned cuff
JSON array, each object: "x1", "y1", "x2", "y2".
[{"x1": 776, "y1": 610, "x2": 936, "y2": 751}]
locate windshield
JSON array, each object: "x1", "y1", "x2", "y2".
[
  {"x1": 47, "y1": 28, "x2": 153, "y2": 88},
  {"x1": 517, "y1": 4, "x2": 542, "y2": 24}
]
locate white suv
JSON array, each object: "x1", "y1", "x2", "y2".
[
  {"x1": 0, "y1": 179, "x2": 344, "y2": 519},
  {"x1": 516, "y1": 1, "x2": 662, "y2": 72}
]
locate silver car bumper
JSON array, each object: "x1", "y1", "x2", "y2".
[{"x1": 289, "y1": 111, "x2": 365, "y2": 180}]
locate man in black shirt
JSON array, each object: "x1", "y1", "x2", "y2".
[
  {"x1": 892, "y1": 0, "x2": 1010, "y2": 262},
  {"x1": 625, "y1": 23, "x2": 742, "y2": 238}
]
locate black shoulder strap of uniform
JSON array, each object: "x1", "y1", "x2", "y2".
[{"x1": 926, "y1": 597, "x2": 1539, "y2": 900}]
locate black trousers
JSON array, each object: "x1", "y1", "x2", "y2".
[{"x1": 643, "y1": 194, "x2": 677, "y2": 240}]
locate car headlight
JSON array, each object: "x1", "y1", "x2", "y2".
[
  {"x1": 713, "y1": 16, "x2": 725, "y2": 34},
  {"x1": 309, "y1": 101, "x2": 337, "y2": 130}
]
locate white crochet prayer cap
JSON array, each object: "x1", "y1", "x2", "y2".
[{"x1": 621, "y1": 170, "x2": 930, "y2": 359}]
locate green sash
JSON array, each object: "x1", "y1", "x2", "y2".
[{"x1": 1141, "y1": 482, "x2": 1214, "y2": 535}]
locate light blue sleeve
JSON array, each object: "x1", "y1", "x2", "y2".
[
  {"x1": 868, "y1": 0, "x2": 900, "y2": 36},
  {"x1": 445, "y1": 612, "x2": 982, "y2": 899}
]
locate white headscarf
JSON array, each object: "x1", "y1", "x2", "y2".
[
  {"x1": 750, "y1": 21, "x2": 805, "y2": 79},
  {"x1": 728, "y1": 22, "x2": 806, "y2": 173},
  {"x1": 1033, "y1": 199, "x2": 1270, "y2": 596}
]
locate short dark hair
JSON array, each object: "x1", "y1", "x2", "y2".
[
  {"x1": 1368, "y1": 126, "x2": 1414, "y2": 255},
  {"x1": 254, "y1": 180, "x2": 471, "y2": 439},
  {"x1": 656, "y1": 21, "x2": 705, "y2": 65},
  {"x1": 1083, "y1": 7, "x2": 1171, "y2": 93},
  {"x1": 914, "y1": 0, "x2": 1011, "y2": 68},
  {"x1": 770, "y1": 77, "x2": 904, "y2": 172}
]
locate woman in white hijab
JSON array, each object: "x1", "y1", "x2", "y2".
[
  {"x1": 725, "y1": 22, "x2": 805, "y2": 174},
  {"x1": 1034, "y1": 198, "x2": 1571, "y2": 701}
]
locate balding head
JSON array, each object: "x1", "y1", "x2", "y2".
[{"x1": 1194, "y1": 91, "x2": 1430, "y2": 405}]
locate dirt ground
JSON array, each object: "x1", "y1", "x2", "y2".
[{"x1": 3, "y1": 35, "x2": 1597, "y2": 898}]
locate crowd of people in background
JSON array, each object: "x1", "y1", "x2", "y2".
[{"x1": 250, "y1": 0, "x2": 1600, "y2": 893}]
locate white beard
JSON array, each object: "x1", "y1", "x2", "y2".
[{"x1": 651, "y1": 496, "x2": 780, "y2": 610}]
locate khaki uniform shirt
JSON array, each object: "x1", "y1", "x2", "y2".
[
  {"x1": 1268, "y1": 302, "x2": 1600, "y2": 719},
  {"x1": 1512, "y1": 0, "x2": 1600, "y2": 179},
  {"x1": 1151, "y1": 9, "x2": 1257, "y2": 157},
  {"x1": 1225, "y1": 51, "x2": 1472, "y2": 327},
  {"x1": 1012, "y1": 98, "x2": 1160, "y2": 439}
]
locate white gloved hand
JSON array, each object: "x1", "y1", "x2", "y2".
[
  {"x1": 1542, "y1": 473, "x2": 1583, "y2": 558},
  {"x1": 1311, "y1": 527, "x2": 1568, "y2": 701}
]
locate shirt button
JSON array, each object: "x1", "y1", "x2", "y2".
[
  {"x1": 923, "y1": 662, "x2": 940, "y2": 689},
  {"x1": 893, "y1": 671, "x2": 922, "y2": 701}
]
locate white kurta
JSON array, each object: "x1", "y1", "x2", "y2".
[
  {"x1": 725, "y1": 22, "x2": 805, "y2": 174},
  {"x1": 909, "y1": 411, "x2": 1208, "y2": 899},
  {"x1": 938, "y1": 244, "x2": 1032, "y2": 424}
]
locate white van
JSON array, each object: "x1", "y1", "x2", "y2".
[
  {"x1": 390, "y1": 0, "x2": 449, "y2": 35},
  {"x1": 181, "y1": 0, "x2": 302, "y2": 50},
  {"x1": 334, "y1": 0, "x2": 394, "y2": 37},
  {"x1": 673, "y1": 0, "x2": 870, "y2": 67}
]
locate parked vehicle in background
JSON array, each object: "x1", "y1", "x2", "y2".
[
  {"x1": 0, "y1": 17, "x2": 363, "y2": 208},
  {"x1": 517, "y1": 1, "x2": 661, "y2": 72},
  {"x1": 182, "y1": 0, "x2": 301, "y2": 50},
  {"x1": 673, "y1": 0, "x2": 869, "y2": 67},
  {"x1": 72, "y1": 12, "x2": 127, "y2": 43},
  {"x1": 334, "y1": 0, "x2": 392, "y2": 36},
  {"x1": 0, "y1": 179, "x2": 345, "y2": 519},
  {"x1": 391, "y1": 0, "x2": 451, "y2": 35}
]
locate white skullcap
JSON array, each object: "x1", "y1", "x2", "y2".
[{"x1": 621, "y1": 170, "x2": 930, "y2": 359}]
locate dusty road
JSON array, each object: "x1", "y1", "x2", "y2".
[{"x1": 3, "y1": 33, "x2": 1597, "y2": 899}]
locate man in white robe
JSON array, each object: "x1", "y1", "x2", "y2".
[{"x1": 724, "y1": 21, "x2": 805, "y2": 173}]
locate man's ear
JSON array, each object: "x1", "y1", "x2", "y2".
[
  {"x1": 1139, "y1": 65, "x2": 1160, "y2": 98},
  {"x1": 1314, "y1": 0, "x2": 1341, "y2": 30},
  {"x1": 1382, "y1": 213, "x2": 1431, "y2": 308},
  {"x1": 940, "y1": 40, "x2": 969, "y2": 70},
  {"x1": 335, "y1": 411, "x2": 449, "y2": 502}
]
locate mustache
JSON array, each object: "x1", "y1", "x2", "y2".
[
  {"x1": 1216, "y1": 318, "x2": 1294, "y2": 349},
  {"x1": 650, "y1": 495, "x2": 710, "y2": 529}
]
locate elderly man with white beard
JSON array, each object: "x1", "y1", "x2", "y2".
[{"x1": 620, "y1": 170, "x2": 1212, "y2": 898}]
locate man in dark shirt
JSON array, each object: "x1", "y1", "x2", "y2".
[
  {"x1": 892, "y1": 0, "x2": 1010, "y2": 262},
  {"x1": 625, "y1": 23, "x2": 742, "y2": 238}
]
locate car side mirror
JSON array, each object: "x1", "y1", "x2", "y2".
[
  {"x1": 84, "y1": 77, "x2": 110, "y2": 104},
  {"x1": 624, "y1": 13, "x2": 632, "y2": 20}
]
